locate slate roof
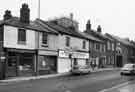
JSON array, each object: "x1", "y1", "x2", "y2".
[
  {"x1": 84, "y1": 29, "x2": 116, "y2": 42},
  {"x1": 37, "y1": 19, "x2": 90, "y2": 40},
  {"x1": 0, "y1": 17, "x2": 57, "y2": 34},
  {"x1": 106, "y1": 33, "x2": 135, "y2": 47},
  {"x1": 34, "y1": 19, "x2": 58, "y2": 34},
  {"x1": 80, "y1": 32, "x2": 104, "y2": 43}
]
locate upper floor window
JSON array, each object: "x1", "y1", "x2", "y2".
[
  {"x1": 95, "y1": 43, "x2": 100, "y2": 51},
  {"x1": 103, "y1": 45, "x2": 106, "y2": 52},
  {"x1": 112, "y1": 43, "x2": 114, "y2": 51},
  {"x1": 82, "y1": 40, "x2": 86, "y2": 49},
  {"x1": 18, "y1": 28, "x2": 26, "y2": 44},
  {"x1": 100, "y1": 44, "x2": 103, "y2": 52},
  {"x1": 42, "y1": 32, "x2": 48, "y2": 45},
  {"x1": 107, "y1": 41, "x2": 111, "y2": 50},
  {"x1": 89, "y1": 41, "x2": 94, "y2": 49},
  {"x1": 66, "y1": 36, "x2": 70, "y2": 47}
]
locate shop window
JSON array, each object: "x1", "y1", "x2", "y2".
[
  {"x1": 82, "y1": 40, "x2": 86, "y2": 49},
  {"x1": 42, "y1": 32, "x2": 48, "y2": 45},
  {"x1": 66, "y1": 36, "x2": 70, "y2": 47},
  {"x1": 18, "y1": 28, "x2": 26, "y2": 44},
  {"x1": 19, "y1": 54, "x2": 33, "y2": 71}
]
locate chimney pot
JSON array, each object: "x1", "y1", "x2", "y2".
[
  {"x1": 70, "y1": 13, "x2": 73, "y2": 20},
  {"x1": 3, "y1": 10, "x2": 12, "y2": 20},
  {"x1": 86, "y1": 19, "x2": 91, "y2": 30},
  {"x1": 97, "y1": 25, "x2": 102, "y2": 33}
]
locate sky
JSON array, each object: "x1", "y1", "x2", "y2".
[{"x1": 0, "y1": 0, "x2": 135, "y2": 40}]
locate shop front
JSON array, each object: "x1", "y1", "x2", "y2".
[
  {"x1": 37, "y1": 50, "x2": 58, "y2": 75},
  {"x1": 58, "y1": 50, "x2": 89, "y2": 73},
  {"x1": 5, "y1": 48, "x2": 36, "y2": 78}
]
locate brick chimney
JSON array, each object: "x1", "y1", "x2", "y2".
[
  {"x1": 20, "y1": 3, "x2": 30, "y2": 24},
  {"x1": 3, "y1": 10, "x2": 12, "y2": 20},
  {"x1": 86, "y1": 20, "x2": 91, "y2": 30},
  {"x1": 97, "y1": 25, "x2": 102, "y2": 33},
  {"x1": 70, "y1": 13, "x2": 73, "y2": 21}
]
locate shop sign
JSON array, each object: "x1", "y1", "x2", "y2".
[
  {"x1": 59, "y1": 50, "x2": 70, "y2": 58},
  {"x1": 72, "y1": 52, "x2": 89, "y2": 59}
]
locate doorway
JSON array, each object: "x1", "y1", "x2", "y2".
[{"x1": 116, "y1": 55, "x2": 123, "y2": 67}]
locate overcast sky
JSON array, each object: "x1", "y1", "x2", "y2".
[{"x1": 0, "y1": 0, "x2": 135, "y2": 40}]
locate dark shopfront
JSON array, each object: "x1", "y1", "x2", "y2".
[
  {"x1": 38, "y1": 55, "x2": 57, "y2": 75},
  {"x1": 5, "y1": 49, "x2": 36, "y2": 78}
]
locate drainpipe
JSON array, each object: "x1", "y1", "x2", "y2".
[
  {"x1": 35, "y1": 31, "x2": 40, "y2": 76},
  {"x1": 89, "y1": 40, "x2": 91, "y2": 66},
  {"x1": 114, "y1": 40, "x2": 117, "y2": 68}
]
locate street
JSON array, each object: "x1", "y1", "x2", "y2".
[{"x1": 0, "y1": 70, "x2": 134, "y2": 92}]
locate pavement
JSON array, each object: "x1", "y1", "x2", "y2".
[
  {"x1": 100, "y1": 75, "x2": 135, "y2": 92},
  {"x1": 0, "y1": 67, "x2": 120, "y2": 83},
  {"x1": 100, "y1": 81, "x2": 135, "y2": 92}
]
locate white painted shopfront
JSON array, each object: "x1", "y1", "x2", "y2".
[{"x1": 58, "y1": 50, "x2": 89, "y2": 73}]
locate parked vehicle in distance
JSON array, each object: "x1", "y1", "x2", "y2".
[
  {"x1": 120, "y1": 63, "x2": 135, "y2": 75},
  {"x1": 71, "y1": 65, "x2": 91, "y2": 74}
]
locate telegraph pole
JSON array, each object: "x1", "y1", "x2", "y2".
[{"x1": 38, "y1": 0, "x2": 40, "y2": 18}]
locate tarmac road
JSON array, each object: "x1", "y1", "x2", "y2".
[{"x1": 0, "y1": 69, "x2": 132, "y2": 92}]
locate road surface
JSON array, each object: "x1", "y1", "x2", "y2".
[{"x1": 0, "y1": 70, "x2": 133, "y2": 92}]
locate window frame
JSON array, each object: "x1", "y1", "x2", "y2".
[
  {"x1": 66, "y1": 36, "x2": 70, "y2": 47},
  {"x1": 42, "y1": 32, "x2": 48, "y2": 45},
  {"x1": 82, "y1": 40, "x2": 86, "y2": 49},
  {"x1": 18, "y1": 28, "x2": 26, "y2": 44}
]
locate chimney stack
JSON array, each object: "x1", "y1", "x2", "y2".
[
  {"x1": 97, "y1": 25, "x2": 102, "y2": 33},
  {"x1": 20, "y1": 3, "x2": 30, "y2": 24},
  {"x1": 70, "y1": 13, "x2": 73, "y2": 21},
  {"x1": 86, "y1": 20, "x2": 91, "y2": 30},
  {"x1": 3, "y1": 10, "x2": 12, "y2": 20}
]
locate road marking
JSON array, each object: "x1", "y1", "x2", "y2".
[{"x1": 99, "y1": 81, "x2": 132, "y2": 92}]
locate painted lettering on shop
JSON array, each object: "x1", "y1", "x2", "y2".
[
  {"x1": 59, "y1": 50, "x2": 89, "y2": 59},
  {"x1": 72, "y1": 52, "x2": 89, "y2": 59},
  {"x1": 59, "y1": 50, "x2": 69, "y2": 58}
]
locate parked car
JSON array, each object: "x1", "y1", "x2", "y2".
[
  {"x1": 120, "y1": 63, "x2": 135, "y2": 75},
  {"x1": 71, "y1": 65, "x2": 91, "y2": 74}
]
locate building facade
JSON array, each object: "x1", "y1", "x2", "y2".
[
  {"x1": 0, "y1": 4, "x2": 39, "y2": 79},
  {"x1": 106, "y1": 33, "x2": 135, "y2": 67},
  {"x1": 84, "y1": 20, "x2": 115, "y2": 68},
  {"x1": 36, "y1": 16, "x2": 89, "y2": 74}
]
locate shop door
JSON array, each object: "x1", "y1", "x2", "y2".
[{"x1": 6, "y1": 56, "x2": 18, "y2": 77}]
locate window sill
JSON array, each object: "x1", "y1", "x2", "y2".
[
  {"x1": 41, "y1": 44, "x2": 48, "y2": 47},
  {"x1": 18, "y1": 41, "x2": 26, "y2": 45}
]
